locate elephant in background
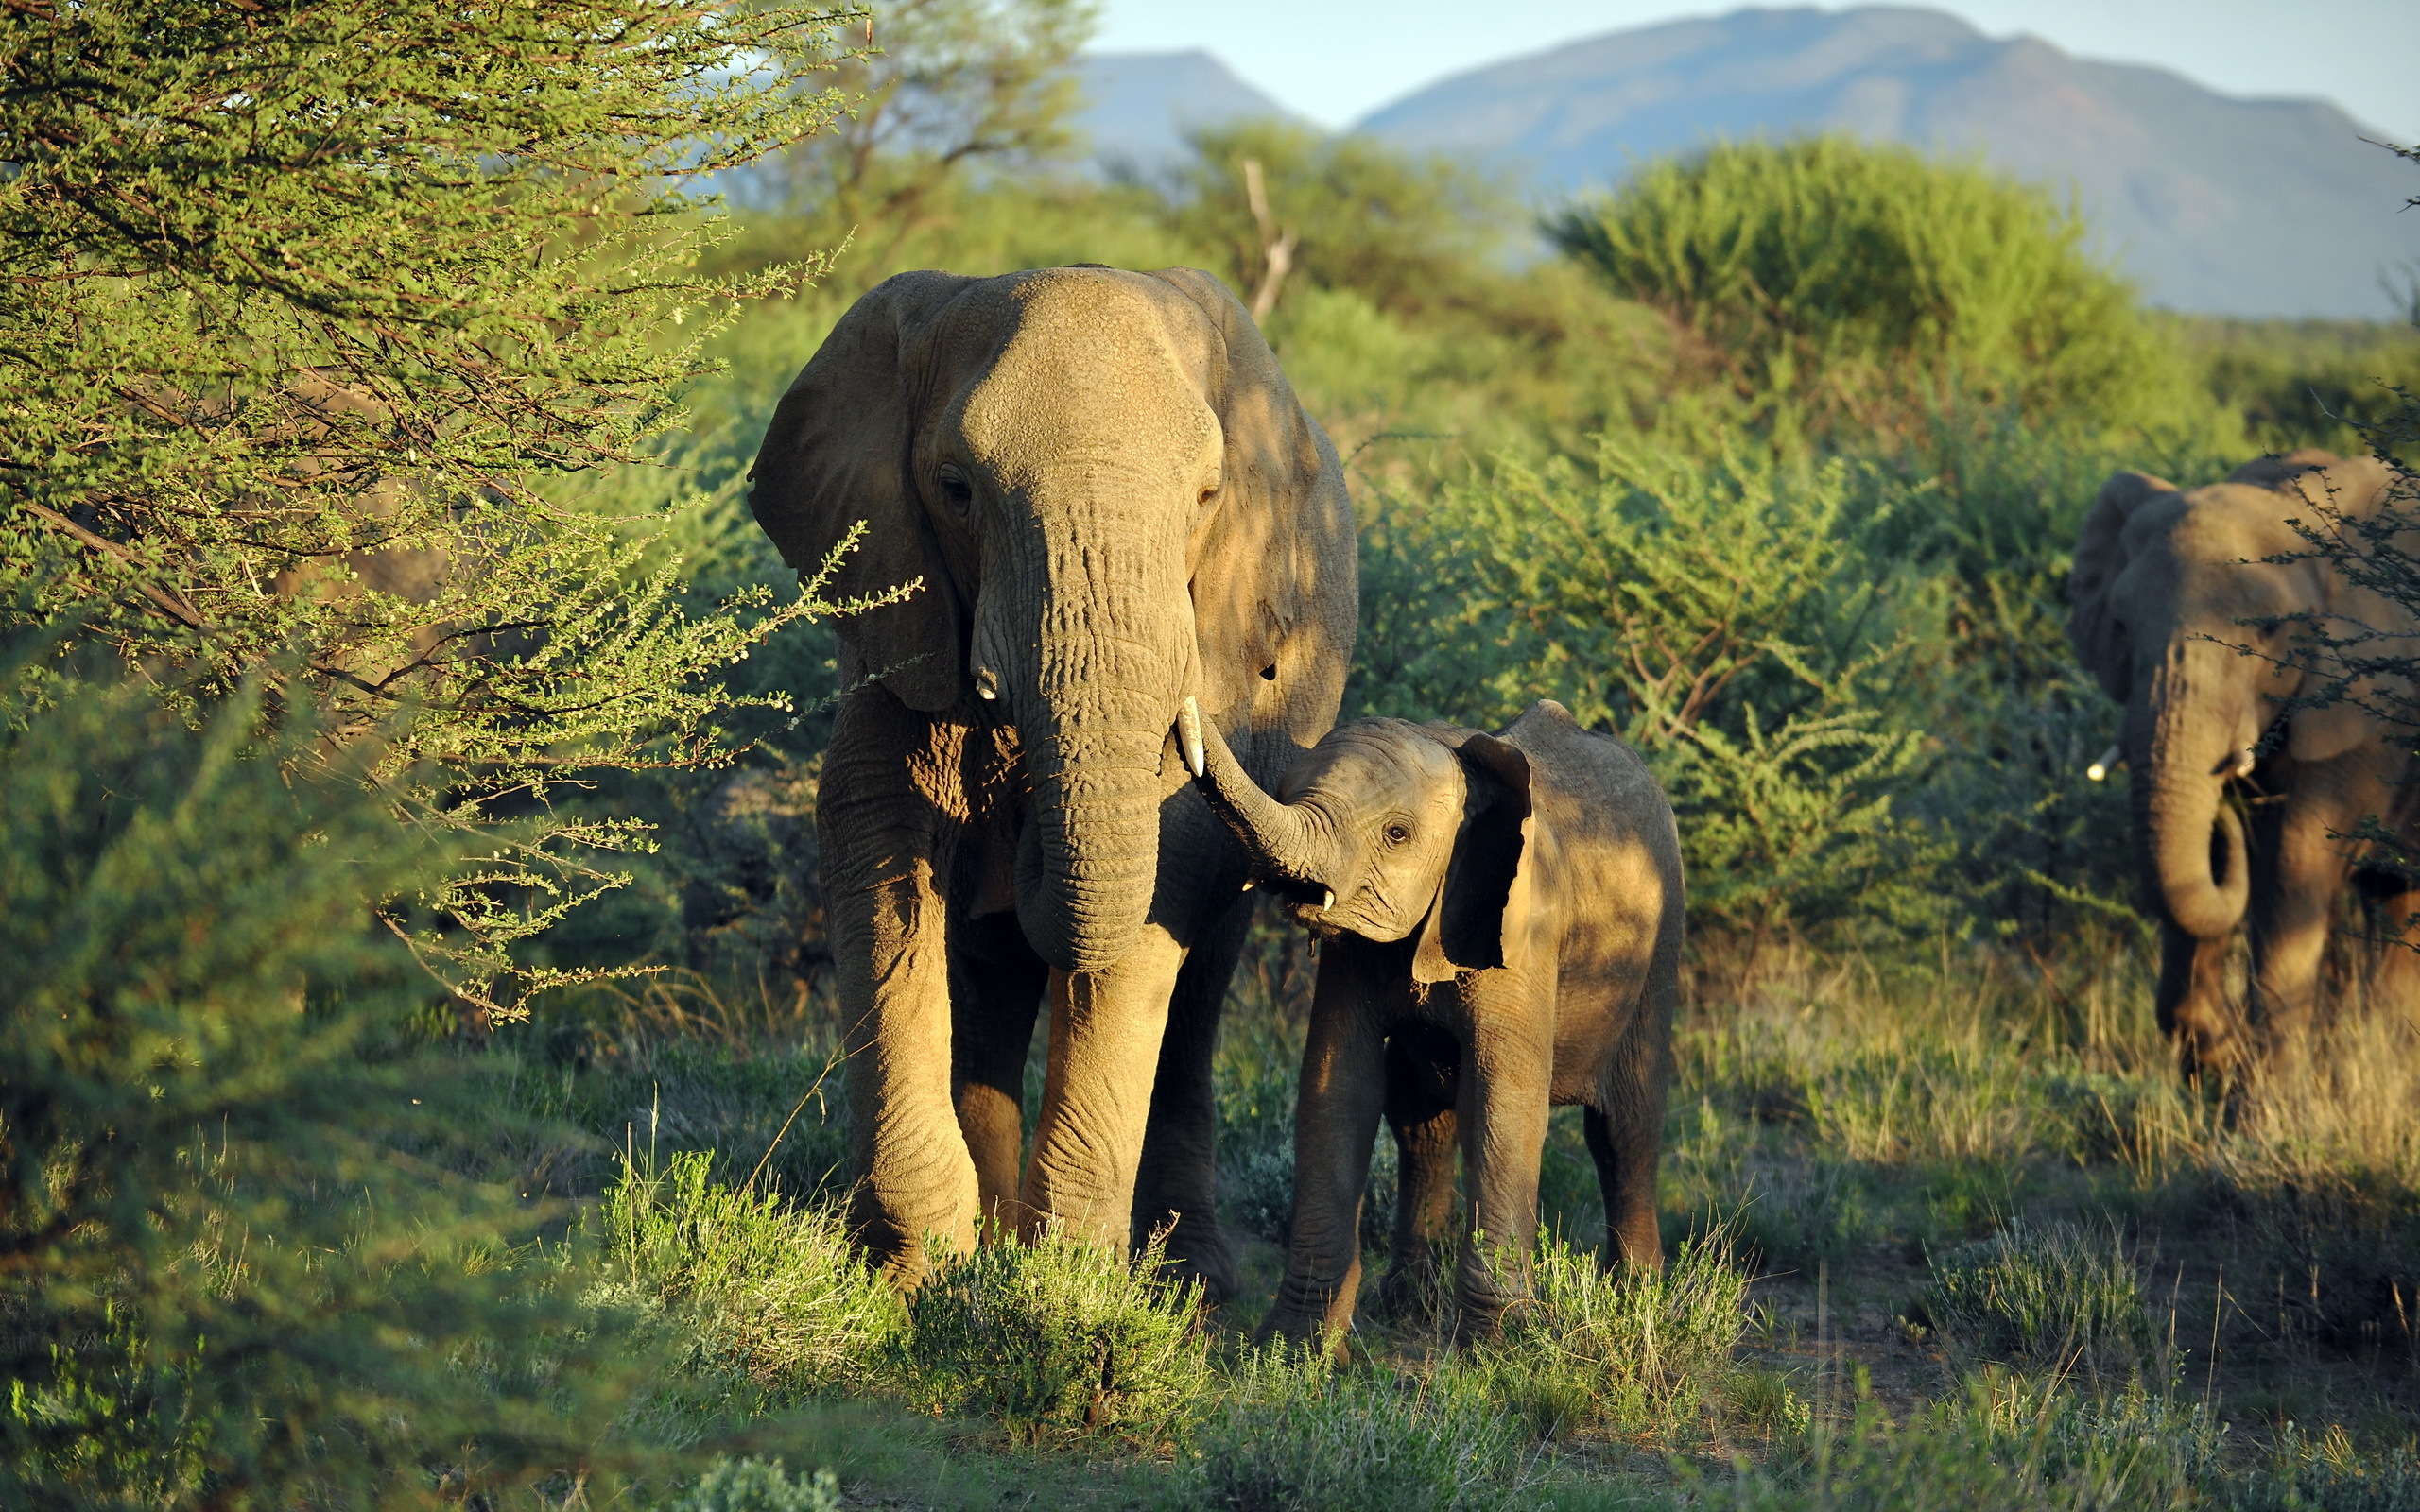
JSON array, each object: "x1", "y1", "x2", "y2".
[
  {"x1": 1184, "y1": 698, "x2": 1682, "y2": 1345},
  {"x1": 747, "y1": 266, "x2": 1358, "y2": 1295},
  {"x1": 2068, "y1": 449, "x2": 2420, "y2": 1075}
]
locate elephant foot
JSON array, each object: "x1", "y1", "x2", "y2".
[
  {"x1": 1376, "y1": 1242, "x2": 1450, "y2": 1327},
  {"x1": 1152, "y1": 1216, "x2": 1240, "y2": 1308}
]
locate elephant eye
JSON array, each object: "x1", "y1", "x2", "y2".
[
  {"x1": 936, "y1": 466, "x2": 974, "y2": 513},
  {"x1": 1383, "y1": 823, "x2": 1411, "y2": 847}
]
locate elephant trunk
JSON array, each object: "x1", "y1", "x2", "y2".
[
  {"x1": 2135, "y1": 648, "x2": 2252, "y2": 939},
  {"x1": 997, "y1": 520, "x2": 1192, "y2": 977},
  {"x1": 1183, "y1": 703, "x2": 1335, "y2": 893}
]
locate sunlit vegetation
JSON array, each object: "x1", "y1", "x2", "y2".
[{"x1": 8, "y1": 2, "x2": 2420, "y2": 1506}]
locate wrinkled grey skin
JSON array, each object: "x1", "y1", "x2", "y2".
[
  {"x1": 747, "y1": 267, "x2": 1357, "y2": 1294},
  {"x1": 1190, "y1": 699, "x2": 1683, "y2": 1345},
  {"x1": 2068, "y1": 449, "x2": 2420, "y2": 1076}
]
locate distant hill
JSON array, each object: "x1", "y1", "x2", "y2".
[
  {"x1": 1354, "y1": 6, "x2": 2418, "y2": 319},
  {"x1": 1072, "y1": 51, "x2": 1296, "y2": 171}
]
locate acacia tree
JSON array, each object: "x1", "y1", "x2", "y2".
[
  {"x1": 748, "y1": 0, "x2": 1093, "y2": 282},
  {"x1": 0, "y1": 0, "x2": 878, "y2": 1011}
]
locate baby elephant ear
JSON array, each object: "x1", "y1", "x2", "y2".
[{"x1": 1411, "y1": 734, "x2": 1536, "y2": 985}]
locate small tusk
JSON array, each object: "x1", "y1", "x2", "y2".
[
  {"x1": 1177, "y1": 696, "x2": 1205, "y2": 779},
  {"x1": 975, "y1": 667, "x2": 999, "y2": 701},
  {"x1": 1319, "y1": 890, "x2": 1334, "y2": 912},
  {"x1": 1239, "y1": 879, "x2": 1253, "y2": 892},
  {"x1": 2234, "y1": 747, "x2": 2256, "y2": 779},
  {"x1": 977, "y1": 686, "x2": 996, "y2": 700},
  {"x1": 2086, "y1": 743, "x2": 2122, "y2": 782}
]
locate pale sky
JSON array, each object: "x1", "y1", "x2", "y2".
[{"x1": 1092, "y1": 1, "x2": 2420, "y2": 143}]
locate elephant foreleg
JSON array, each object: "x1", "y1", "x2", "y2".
[
  {"x1": 2157, "y1": 919, "x2": 2239, "y2": 1080},
  {"x1": 1586, "y1": 1025, "x2": 1669, "y2": 1273},
  {"x1": 1020, "y1": 925, "x2": 1186, "y2": 1249},
  {"x1": 950, "y1": 910, "x2": 1048, "y2": 1235},
  {"x1": 1378, "y1": 1026, "x2": 1460, "y2": 1323},
  {"x1": 2250, "y1": 788, "x2": 2361, "y2": 1066},
  {"x1": 1132, "y1": 892, "x2": 1252, "y2": 1304},
  {"x1": 1453, "y1": 973, "x2": 1554, "y2": 1343},
  {"x1": 823, "y1": 694, "x2": 977, "y2": 1285},
  {"x1": 1262, "y1": 936, "x2": 1396, "y2": 1350}
]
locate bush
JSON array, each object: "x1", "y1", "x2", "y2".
[
  {"x1": 0, "y1": 669, "x2": 640, "y2": 1508},
  {"x1": 592, "y1": 1151, "x2": 900, "y2": 1399},
  {"x1": 1921, "y1": 1218, "x2": 2152, "y2": 1377},
  {"x1": 891, "y1": 1226, "x2": 1208, "y2": 1445},
  {"x1": 1547, "y1": 136, "x2": 2193, "y2": 442},
  {"x1": 1355, "y1": 439, "x2": 1948, "y2": 945},
  {"x1": 1460, "y1": 1228, "x2": 1755, "y2": 1441},
  {"x1": 1169, "y1": 1349, "x2": 1541, "y2": 1512},
  {"x1": 660, "y1": 1456, "x2": 841, "y2": 1512}
]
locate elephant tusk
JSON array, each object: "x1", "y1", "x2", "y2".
[
  {"x1": 1176, "y1": 696, "x2": 1205, "y2": 779},
  {"x1": 974, "y1": 667, "x2": 999, "y2": 701},
  {"x1": 1239, "y1": 879, "x2": 1253, "y2": 892},
  {"x1": 2234, "y1": 747, "x2": 2256, "y2": 779},
  {"x1": 2086, "y1": 743, "x2": 2122, "y2": 782},
  {"x1": 1319, "y1": 889, "x2": 1334, "y2": 912}
]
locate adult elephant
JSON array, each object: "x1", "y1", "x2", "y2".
[
  {"x1": 747, "y1": 266, "x2": 1357, "y2": 1294},
  {"x1": 2068, "y1": 449, "x2": 2419, "y2": 1076}
]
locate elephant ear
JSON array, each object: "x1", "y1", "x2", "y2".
[
  {"x1": 2226, "y1": 449, "x2": 2339, "y2": 489},
  {"x1": 1411, "y1": 733, "x2": 1536, "y2": 986},
  {"x1": 748, "y1": 271, "x2": 974, "y2": 713},
  {"x1": 1145, "y1": 268, "x2": 1358, "y2": 740},
  {"x1": 2068, "y1": 470, "x2": 2177, "y2": 703},
  {"x1": 2290, "y1": 455, "x2": 2409, "y2": 763}
]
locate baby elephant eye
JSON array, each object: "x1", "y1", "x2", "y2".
[{"x1": 1383, "y1": 823, "x2": 1411, "y2": 847}]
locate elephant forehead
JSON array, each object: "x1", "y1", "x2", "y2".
[
  {"x1": 1285, "y1": 723, "x2": 1458, "y2": 805},
  {"x1": 954, "y1": 280, "x2": 1219, "y2": 477}
]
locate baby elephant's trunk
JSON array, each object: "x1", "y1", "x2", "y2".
[{"x1": 1179, "y1": 697, "x2": 1332, "y2": 898}]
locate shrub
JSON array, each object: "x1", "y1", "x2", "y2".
[
  {"x1": 660, "y1": 1456, "x2": 841, "y2": 1512},
  {"x1": 1169, "y1": 1349, "x2": 1541, "y2": 1512},
  {"x1": 1547, "y1": 136, "x2": 2192, "y2": 441},
  {"x1": 1355, "y1": 439, "x2": 1949, "y2": 945},
  {"x1": 891, "y1": 1226, "x2": 1208, "y2": 1445},
  {"x1": 1460, "y1": 1228, "x2": 1754, "y2": 1441},
  {"x1": 0, "y1": 670, "x2": 640, "y2": 1508},
  {"x1": 592, "y1": 1151, "x2": 900, "y2": 1398},
  {"x1": 1921, "y1": 1218, "x2": 2152, "y2": 1377},
  {"x1": 0, "y1": 0, "x2": 869, "y2": 1012}
]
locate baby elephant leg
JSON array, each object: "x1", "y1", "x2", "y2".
[
  {"x1": 1378, "y1": 1026, "x2": 1459, "y2": 1323},
  {"x1": 1453, "y1": 985, "x2": 1553, "y2": 1342}
]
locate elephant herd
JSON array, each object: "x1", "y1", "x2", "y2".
[{"x1": 747, "y1": 265, "x2": 2416, "y2": 1341}]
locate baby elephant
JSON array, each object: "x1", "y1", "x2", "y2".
[{"x1": 1180, "y1": 697, "x2": 1683, "y2": 1345}]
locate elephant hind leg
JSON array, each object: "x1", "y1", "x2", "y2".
[
  {"x1": 950, "y1": 911, "x2": 1049, "y2": 1235},
  {"x1": 1131, "y1": 894, "x2": 1252, "y2": 1305},
  {"x1": 1378, "y1": 1026, "x2": 1460, "y2": 1325}
]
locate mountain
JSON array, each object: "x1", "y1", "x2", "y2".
[
  {"x1": 1072, "y1": 51, "x2": 1296, "y2": 171},
  {"x1": 1356, "y1": 6, "x2": 2417, "y2": 319}
]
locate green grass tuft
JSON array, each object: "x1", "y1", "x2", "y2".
[
  {"x1": 592, "y1": 1150, "x2": 901, "y2": 1400},
  {"x1": 891, "y1": 1225, "x2": 1209, "y2": 1446},
  {"x1": 657, "y1": 1455, "x2": 841, "y2": 1512},
  {"x1": 1921, "y1": 1217, "x2": 2152, "y2": 1377},
  {"x1": 1168, "y1": 1348, "x2": 1543, "y2": 1512},
  {"x1": 1458, "y1": 1226, "x2": 1757, "y2": 1441}
]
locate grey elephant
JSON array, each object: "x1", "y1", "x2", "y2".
[
  {"x1": 1182, "y1": 697, "x2": 1683, "y2": 1344},
  {"x1": 747, "y1": 266, "x2": 1358, "y2": 1295},
  {"x1": 2068, "y1": 448, "x2": 2419, "y2": 1075}
]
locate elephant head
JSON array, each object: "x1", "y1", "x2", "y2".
[
  {"x1": 1182, "y1": 711, "x2": 1534, "y2": 983},
  {"x1": 748, "y1": 267, "x2": 1353, "y2": 974},
  {"x1": 2067, "y1": 450, "x2": 2396, "y2": 941}
]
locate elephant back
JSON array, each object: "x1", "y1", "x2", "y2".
[{"x1": 2068, "y1": 470, "x2": 2179, "y2": 702}]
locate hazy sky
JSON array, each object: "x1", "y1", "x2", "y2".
[{"x1": 1092, "y1": 1, "x2": 2420, "y2": 143}]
